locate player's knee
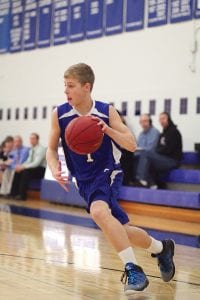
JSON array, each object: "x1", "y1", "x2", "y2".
[
  {"x1": 123, "y1": 223, "x2": 130, "y2": 234},
  {"x1": 90, "y1": 206, "x2": 106, "y2": 222},
  {"x1": 90, "y1": 203, "x2": 109, "y2": 223},
  {"x1": 123, "y1": 224, "x2": 129, "y2": 229}
]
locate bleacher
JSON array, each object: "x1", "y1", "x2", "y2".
[
  {"x1": 121, "y1": 152, "x2": 200, "y2": 207},
  {"x1": 27, "y1": 178, "x2": 42, "y2": 199},
  {"x1": 119, "y1": 152, "x2": 200, "y2": 223},
  {"x1": 40, "y1": 151, "x2": 200, "y2": 223},
  {"x1": 163, "y1": 152, "x2": 200, "y2": 192},
  {"x1": 180, "y1": 152, "x2": 200, "y2": 165}
]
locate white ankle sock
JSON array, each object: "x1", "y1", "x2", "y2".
[
  {"x1": 146, "y1": 237, "x2": 163, "y2": 254},
  {"x1": 118, "y1": 247, "x2": 138, "y2": 265},
  {"x1": 139, "y1": 180, "x2": 148, "y2": 186}
]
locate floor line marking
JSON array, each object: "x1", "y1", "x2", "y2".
[{"x1": 0, "y1": 253, "x2": 199, "y2": 287}]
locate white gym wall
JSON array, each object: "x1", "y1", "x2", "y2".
[{"x1": 0, "y1": 19, "x2": 199, "y2": 150}]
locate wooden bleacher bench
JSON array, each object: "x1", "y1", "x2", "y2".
[{"x1": 27, "y1": 179, "x2": 42, "y2": 199}]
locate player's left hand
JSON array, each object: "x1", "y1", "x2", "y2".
[{"x1": 92, "y1": 116, "x2": 108, "y2": 133}]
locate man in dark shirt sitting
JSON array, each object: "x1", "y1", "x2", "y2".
[{"x1": 135, "y1": 112, "x2": 182, "y2": 188}]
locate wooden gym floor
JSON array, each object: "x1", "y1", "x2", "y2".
[{"x1": 0, "y1": 197, "x2": 199, "y2": 300}]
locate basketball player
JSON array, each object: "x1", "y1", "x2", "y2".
[{"x1": 46, "y1": 63, "x2": 175, "y2": 295}]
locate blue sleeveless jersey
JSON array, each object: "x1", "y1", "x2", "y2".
[{"x1": 57, "y1": 100, "x2": 122, "y2": 182}]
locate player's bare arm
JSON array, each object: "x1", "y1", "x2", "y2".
[
  {"x1": 96, "y1": 105, "x2": 137, "y2": 152},
  {"x1": 46, "y1": 109, "x2": 70, "y2": 191}
]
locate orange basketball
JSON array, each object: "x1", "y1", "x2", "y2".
[{"x1": 65, "y1": 116, "x2": 104, "y2": 155}]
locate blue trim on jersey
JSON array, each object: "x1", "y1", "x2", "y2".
[{"x1": 57, "y1": 101, "x2": 122, "y2": 182}]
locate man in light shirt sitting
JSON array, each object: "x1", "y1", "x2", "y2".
[
  {"x1": 132, "y1": 114, "x2": 160, "y2": 182},
  {"x1": 137, "y1": 114, "x2": 160, "y2": 151},
  {"x1": 11, "y1": 133, "x2": 46, "y2": 200}
]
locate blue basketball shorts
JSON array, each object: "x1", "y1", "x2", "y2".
[{"x1": 77, "y1": 170, "x2": 129, "y2": 225}]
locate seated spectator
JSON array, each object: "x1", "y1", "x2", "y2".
[
  {"x1": 132, "y1": 114, "x2": 160, "y2": 181},
  {"x1": 0, "y1": 141, "x2": 7, "y2": 164},
  {"x1": 135, "y1": 112, "x2": 182, "y2": 188},
  {"x1": 11, "y1": 133, "x2": 46, "y2": 200},
  {"x1": 0, "y1": 136, "x2": 14, "y2": 172},
  {"x1": 137, "y1": 114, "x2": 160, "y2": 151},
  {"x1": 0, "y1": 136, "x2": 13, "y2": 189},
  {"x1": 0, "y1": 136, "x2": 29, "y2": 197},
  {"x1": 0, "y1": 141, "x2": 7, "y2": 185}
]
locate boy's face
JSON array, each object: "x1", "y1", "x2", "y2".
[{"x1": 64, "y1": 77, "x2": 90, "y2": 106}]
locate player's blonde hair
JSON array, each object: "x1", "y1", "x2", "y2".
[{"x1": 64, "y1": 63, "x2": 95, "y2": 91}]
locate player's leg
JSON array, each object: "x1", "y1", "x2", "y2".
[
  {"x1": 110, "y1": 182, "x2": 175, "y2": 284},
  {"x1": 110, "y1": 167, "x2": 175, "y2": 285},
  {"x1": 90, "y1": 200, "x2": 149, "y2": 293},
  {"x1": 90, "y1": 200, "x2": 133, "y2": 252},
  {"x1": 124, "y1": 224, "x2": 175, "y2": 282}
]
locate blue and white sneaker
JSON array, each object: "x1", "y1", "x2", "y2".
[
  {"x1": 121, "y1": 262, "x2": 149, "y2": 295},
  {"x1": 151, "y1": 239, "x2": 175, "y2": 282}
]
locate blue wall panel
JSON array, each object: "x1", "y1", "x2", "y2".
[
  {"x1": 170, "y1": 0, "x2": 193, "y2": 23},
  {"x1": 126, "y1": 0, "x2": 145, "y2": 31},
  {"x1": 105, "y1": 0, "x2": 123, "y2": 35},
  {"x1": 53, "y1": 0, "x2": 69, "y2": 45},
  {"x1": 37, "y1": 0, "x2": 53, "y2": 48},
  {"x1": 86, "y1": 0, "x2": 104, "y2": 38},
  {"x1": 69, "y1": 0, "x2": 86, "y2": 42},
  {"x1": 23, "y1": 0, "x2": 38, "y2": 50},
  {"x1": 0, "y1": 0, "x2": 10, "y2": 53},
  {"x1": 148, "y1": 0, "x2": 168, "y2": 27},
  {"x1": 9, "y1": 0, "x2": 24, "y2": 52}
]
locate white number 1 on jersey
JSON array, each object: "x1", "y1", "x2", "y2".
[{"x1": 87, "y1": 154, "x2": 94, "y2": 162}]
